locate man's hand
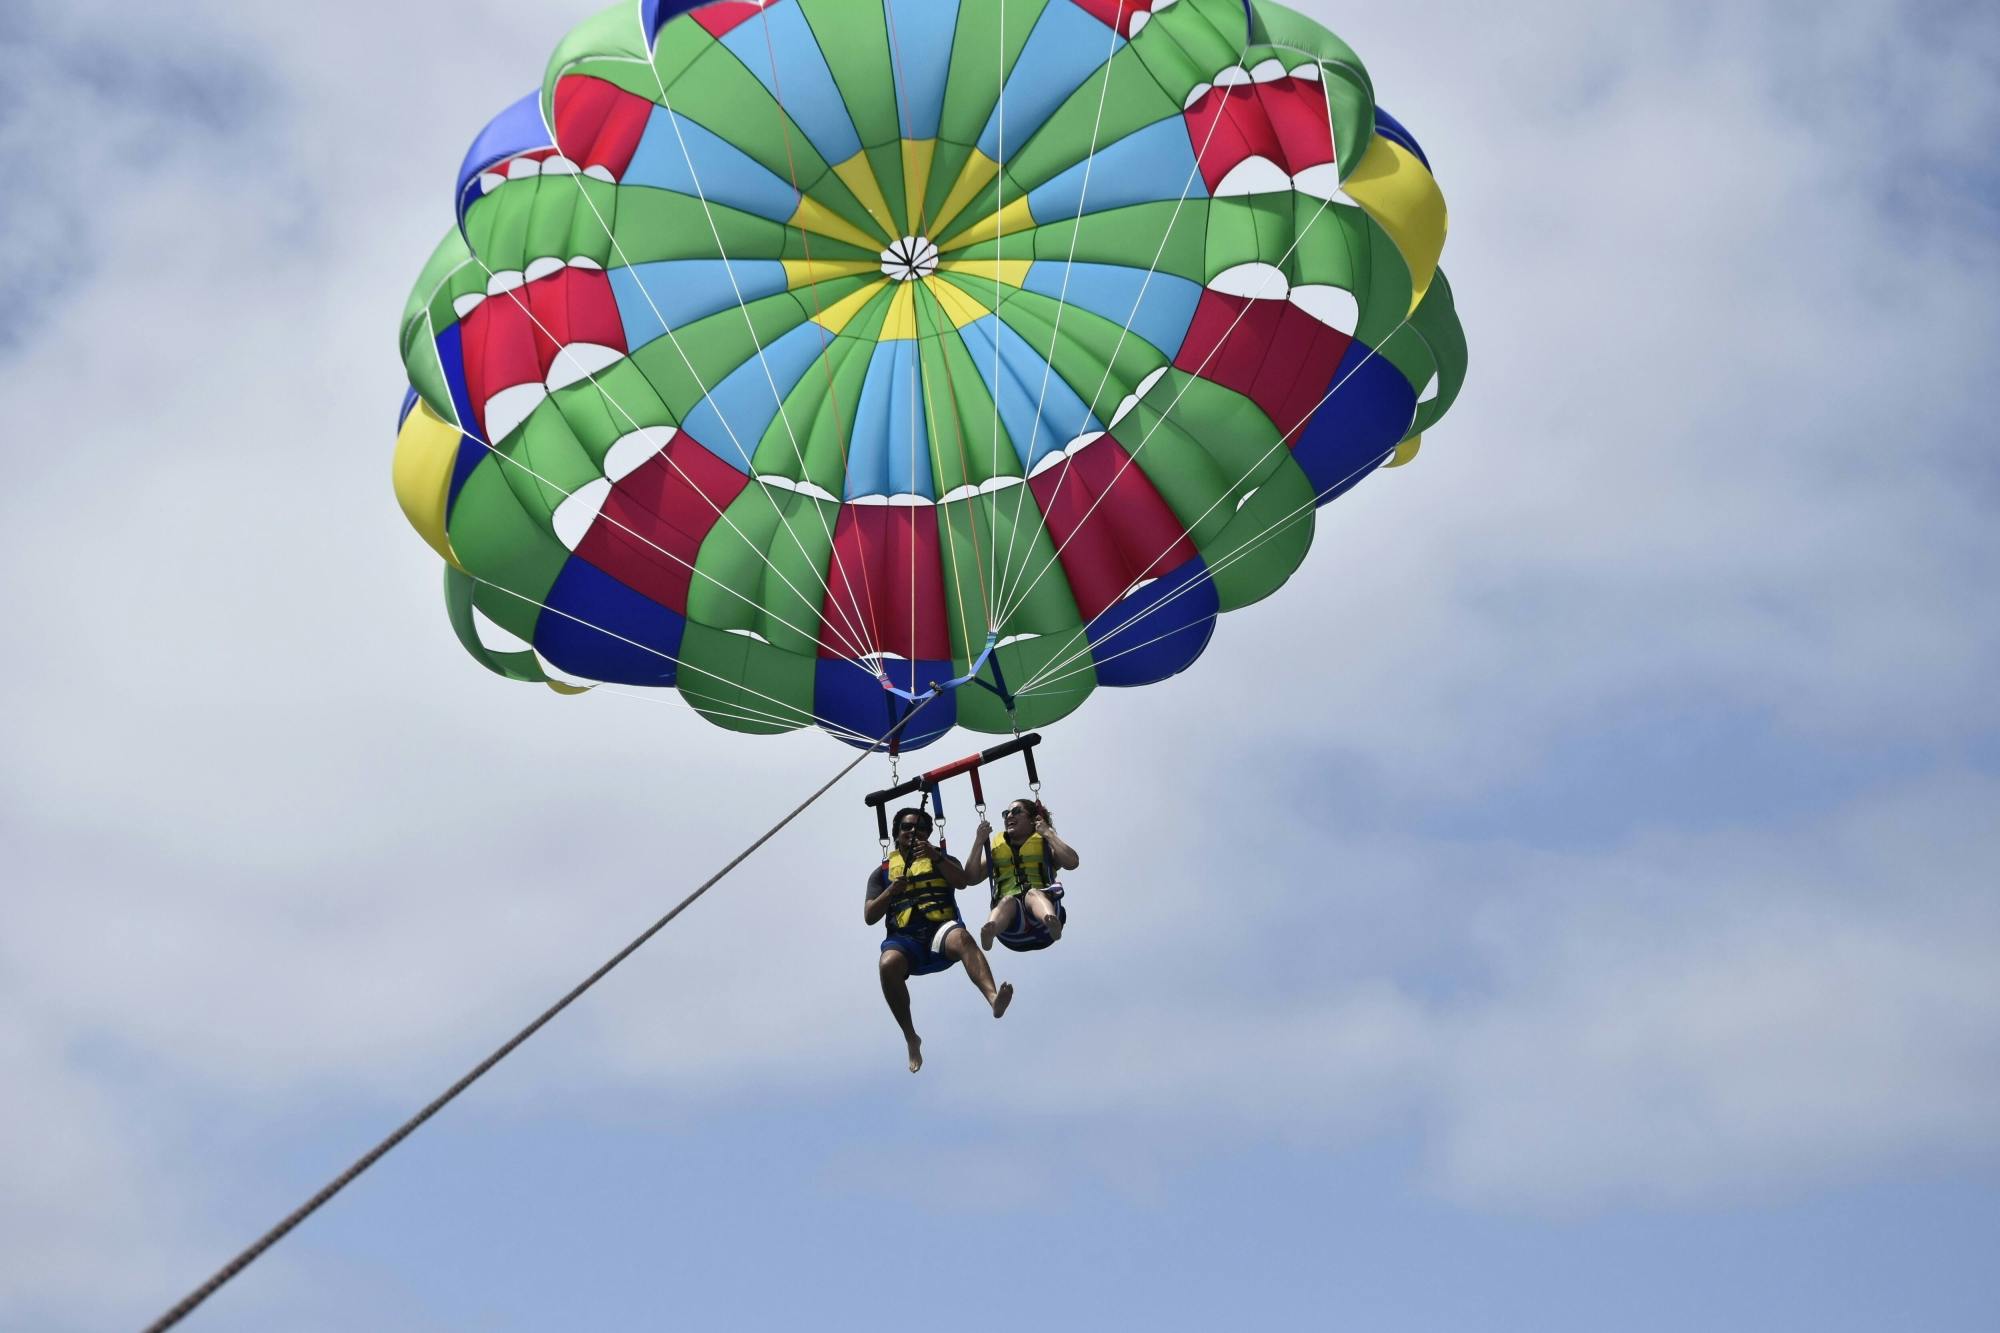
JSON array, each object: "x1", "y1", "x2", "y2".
[
  {"x1": 974, "y1": 819, "x2": 992, "y2": 842},
  {"x1": 865, "y1": 875, "x2": 902, "y2": 925}
]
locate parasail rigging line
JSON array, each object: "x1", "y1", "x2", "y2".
[
  {"x1": 753, "y1": 3, "x2": 889, "y2": 659},
  {"x1": 631, "y1": 66, "x2": 886, "y2": 669},
  {"x1": 909, "y1": 318, "x2": 920, "y2": 682},
  {"x1": 1018, "y1": 441, "x2": 1399, "y2": 700},
  {"x1": 407, "y1": 292, "x2": 886, "y2": 675},
  {"x1": 540, "y1": 123, "x2": 882, "y2": 669},
  {"x1": 453, "y1": 247, "x2": 883, "y2": 670},
  {"x1": 475, "y1": 575, "x2": 880, "y2": 743},
  {"x1": 1014, "y1": 313, "x2": 1421, "y2": 696},
  {"x1": 1016, "y1": 318, "x2": 1419, "y2": 694},
  {"x1": 992, "y1": 0, "x2": 1130, "y2": 624},
  {"x1": 989, "y1": 22, "x2": 1261, "y2": 618},
  {"x1": 918, "y1": 283, "x2": 998, "y2": 632},
  {"x1": 992, "y1": 0, "x2": 1007, "y2": 623},
  {"x1": 138, "y1": 691, "x2": 941, "y2": 1333},
  {"x1": 875, "y1": 0, "x2": 933, "y2": 703},
  {"x1": 910, "y1": 286, "x2": 998, "y2": 667},
  {"x1": 598, "y1": 680, "x2": 876, "y2": 743},
  {"x1": 993, "y1": 45, "x2": 1358, "y2": 627},
  {"x1": 880, "y1": 0, "x2": 1005, "y2": 639}
]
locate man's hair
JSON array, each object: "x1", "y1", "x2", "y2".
[{"x1": 892, "y1": 806, "x2": 933, "y2": 835}]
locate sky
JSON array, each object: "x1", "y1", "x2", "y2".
[{"x1": 2, "y1": 0, "x2": 1997, "y2": 1329}]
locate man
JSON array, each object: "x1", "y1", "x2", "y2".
[
  {"x1": 966, "y1": 798, "x2": 1080, "y2": 953},
  {"x1": 865, "y1": 806, "x2": 1013, "y2": 1072}
]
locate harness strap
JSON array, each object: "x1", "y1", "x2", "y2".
[
  {"x1": 884, "y1": 852, "x2": 958, "y2": 931},
  {"x1": 988, "y1": 833, "x2": 1053, "y2": 904}
]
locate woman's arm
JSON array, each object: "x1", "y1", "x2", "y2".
[
  {"x1": 961, "y1": 821, "x2": 993, "y2": 883},
  {"x1": 1038, "y1": 821, "x2": 1080, "y2": 871}
]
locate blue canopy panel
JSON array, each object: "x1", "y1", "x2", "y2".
[
  {"x1": 678, "y1": 320, "x2": 830, "y2": 474},
  {"x1": 880, "y1": 0, "x2": 960, "y2": 139},
  {"x1": 817, "y1": 655, "x2": 959, "y2": 752},
  {"x1": 1290, "y1": 341, "x2": 1416, "y2": 504},
  {"x1": 976, "y1": 2, "x2": 1127, "y2": 163},
  {"x1": 396, "y1": 376, "x2": 489, "y2": 538},
  {"x1": 957, "y1": 314, "x2": 1104, "y2": 475},
  {"x1": 717, "y1": 1, "x2": 866, "y2": 167},
  {"x1": 624, "y1": 106, "x2": 804, "y2": 221},
  {"x1": 844, "y1": 340, "x2": 935, "y2": 499},
  {"x1": 1083, "y1": 554, "x2": 1218, "y2": 687},
  {"x1": 535, "y1": 556, "x2": 686, "y2": 685},
  {"x1": 456, "y1": 91, "x2": 554, "y2": 231},
  {"x1": 428, "y1": 322, "x2": 488, "y2": 513},
  {"x1": 645, "y1": 0, "x2": 1259, "y2": 50},
  {"x1": 611, "y1": 259, "x2": 791, "y2": 353},
  {"x1": 643, "y1": 0, "x2": 709, "y2": 44},
  {"x1": 1371, "y1": 106, "x2": 1432, "y2": 172},
  {"x1": 1020, "y1": 262, "x2": 1201, "y2": 366},
  {"x1": 1025, "y1": 118, "x2": 1209, "y2": 220}
]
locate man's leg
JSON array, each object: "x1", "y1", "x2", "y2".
[
  {"x1": 1023, "y1": 887, "x2": 1063, "y2": 941},
  {"x1": 878, "y1": 949, "x2": 924, "y2": 1072},
  {"x1": 943, "y1": 927, "x2": 1013, "y2": 1018}
]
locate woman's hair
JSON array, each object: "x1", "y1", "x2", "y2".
[
  {"x1": 1006, "y1": 797, "x2": 1051, "y2": 827},
  {"x1": 892, "y1": 806, "x2": 934, "y2": 836}
]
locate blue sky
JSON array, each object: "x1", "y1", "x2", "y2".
[{"x1": 2, "y1": 1, "x2": 1996, "y2": 1330}]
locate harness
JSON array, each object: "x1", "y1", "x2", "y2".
[
  {"x1": 989, "y1": 831, "x2": 1053, "y2": 906},
  {"x1": 883, "y1": 849, "x2": 959, "y2": 935}
]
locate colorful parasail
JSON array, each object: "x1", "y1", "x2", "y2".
[{"x1": 394, "y1": 0, "x2": 1468, "y2": 751}]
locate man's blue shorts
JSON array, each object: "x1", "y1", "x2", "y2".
[{"x1": 880, "y1": 919, "x2": 966, "y2": 975}]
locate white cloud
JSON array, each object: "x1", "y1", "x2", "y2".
[
  {"x1": 896, "y1": 772, "x2": 2000, "y2": 1208},
  {"x1": 1242, "y1": 0, "x2": 2000, "y2": 793}
]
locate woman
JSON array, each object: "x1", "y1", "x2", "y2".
[{"x1": 966, "y1": 798, "x2": 1080, "y2": 953}]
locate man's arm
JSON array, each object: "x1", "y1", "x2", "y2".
[
  {"x1": 895, "y1": 840, "x2": 973, "y2": 889},
  {"x1": 934, "y1": 850, "x2": 973, "y2": 889},
  {"x1": 1038, "y1": 821, "x2": 1080, "y2": 871},
  {"x1": 863, "y1": 867, "x2": 899, "y2": 925}
]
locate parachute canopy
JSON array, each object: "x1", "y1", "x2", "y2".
[{"x1": 395, "y1": 0, "x2": 1467, "y2": 751}]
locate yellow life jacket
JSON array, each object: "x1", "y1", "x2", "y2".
[
  {"x1": 883, "y1": 848, "x2": 958, "y2": 933},
  {"x1": 989, "y1": 831, "x2": 1053, "y2": 904}
]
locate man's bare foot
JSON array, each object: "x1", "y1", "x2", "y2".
[
  {"x1": 991, "y1": 982, "x2": 1013, "y2": 1018},
  {"x1": 981, "y1": 919, "x2": 999, "y2": 951},
  {"x1": 906, "y1": 1034, "x2": 923, "y2": 1073}
]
